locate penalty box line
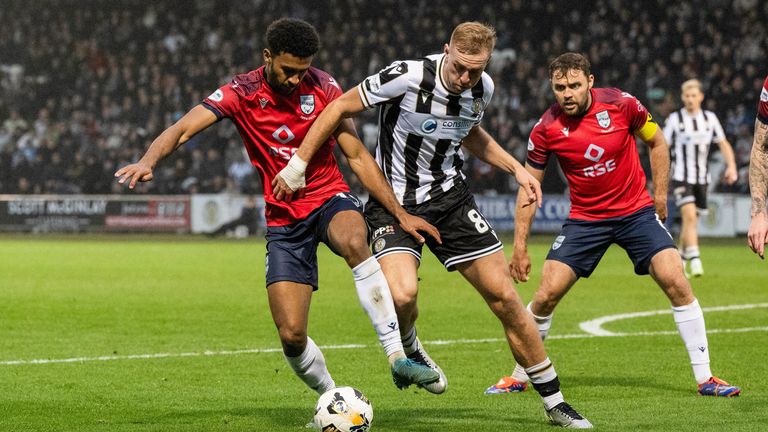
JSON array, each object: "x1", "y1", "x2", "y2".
[{"x1": 1, "y1": 326, "x2": 767, "y2": 366}]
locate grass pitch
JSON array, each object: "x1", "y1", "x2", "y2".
[{"x1": 1, "y1": 235, "x2": 766, "y2": 431}]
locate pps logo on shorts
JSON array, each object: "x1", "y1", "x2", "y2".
[
  {"x1": 421, "y1": 118, "x2": 437, "y2": 134},
  {"x1": 552, "y1": 235, "x2": 566, "y2": 250},
  {"x1": 372, "y1": 224, "x2": 395, "y2": 240}
]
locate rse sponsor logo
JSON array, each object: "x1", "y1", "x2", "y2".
[
  {"x1": 583, "y1": 159, "x2": 616, "y2": 177},
  {"x1": 583, "y1": 143, "x2": 605, "y2": 162},
  {"x1": 269, "y1": 145, "x2": 297, "y2": 160}
]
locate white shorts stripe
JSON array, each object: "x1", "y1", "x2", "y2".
[
  {"x1": 374, "y1": 247, "x2": 422, "y2": 262},
  {"x1": 443, "y1": 242, "x2": 503, "y2": 269}
]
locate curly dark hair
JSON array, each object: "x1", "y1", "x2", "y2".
[
  {"x1": 265, "y1": 18, "x2": 320, "y2": 58},
  {"x1": 549, "y1": 52, "x2": 591, "y2": 80}
]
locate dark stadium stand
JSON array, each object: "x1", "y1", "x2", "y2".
[{"x1": 0, "y1": 0, "x2": 765, "y2": 195}]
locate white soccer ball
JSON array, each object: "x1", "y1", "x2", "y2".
[{"x1": 313, "y1": 386, "x2": 373, "y2": 432}]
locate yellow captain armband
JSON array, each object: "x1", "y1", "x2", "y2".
[{"x1": 636, "y1": 113, "x2": 658, "y2": 141}]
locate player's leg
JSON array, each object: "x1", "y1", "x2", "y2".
[
  {"x1": 323, "y1": 194, "x2": 438, "y2": 389},
  {"x1": 679, "y1": 202, "x2": 702, "y2": 276},
  {"x1": 365, "y1": 196, "x2": 446, "y2": 393},
  {"x1": 457, "y1": 251, "x2": 592, "y2": 428},
  {"x1": 267, "y1": 281, "x2": 335, "y2": 394},
  {"x1": 619, "y1": 207, "x2": 740, "y2": 396}
]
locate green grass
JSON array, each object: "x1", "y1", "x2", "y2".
[{"x1": 1, "y1": 235, "x2": 766, "y2": 431}]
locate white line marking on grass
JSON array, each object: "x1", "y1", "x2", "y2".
[
  {"x1": 3, "y1": 304, "x2": 767, "y2": 366},
  {"x1": 579, "y1": 302, "x2": 768, "y2": 336}
]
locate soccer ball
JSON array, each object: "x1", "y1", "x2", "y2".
[{"x1": 313, "y1": 386, "x2": 373, "y2": 432}]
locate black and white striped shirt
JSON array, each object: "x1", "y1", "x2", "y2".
[
  {"x1": 663, "y1": 108, "x2": 726, "y2": 185},
  {"x1": 357, "y1": 53, "x2": 494, "y2": 205}
]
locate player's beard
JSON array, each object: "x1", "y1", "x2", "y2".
[{"x1": 265, "y1": 64, "x2": 296, "y2": 95}]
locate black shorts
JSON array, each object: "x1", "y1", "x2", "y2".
[
  {"x1": 365, "y1": 184, "x2": 502, "y2": 271},
  {"x1": 672, "y1": 180, "x2": 708, "y2": 215},
  {"x1": 546, "y1": 206, "x2": 676, "y2": 278},
  {"x1": 265, "y1": 192, "x2": 363, "y2": 290}
]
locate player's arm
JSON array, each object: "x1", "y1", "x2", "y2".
[
  {"x1": 114, "y1": 105, "x2": 217, "y2": 189},
  {"x1": 334, "y1": 119, "x2": 441, "y2": 244},
  {"x1": 272, "y1": 89, "x2": 367, "y2": 200},
  {"x1": 716, "y1": 137, "x2": 738, "y2": 185},
  {"x1": 509, "y1": 163, "x2": 546, "y2": 283},
  {"x1": 461, "y1": 125, "x2": 542, "y2": 208},
  {"x1": 636, "y1": 119, "x2": 670, "y2": 221},
  {"x1": 748, "y1": 117, "x2": 768, "y2": 257}
]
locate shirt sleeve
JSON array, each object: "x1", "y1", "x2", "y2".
[
  {"x1": 620, "y1": 91, "x2": 651, "y2": 133},
  {"x1": 708, "y1": 112, "x2": 726, "y2": 143},
  {"x1": 357, "y1": 60, "x2": 412, "y2": 108},
  {"x1": 526, "y1": 118, "x2": 550, "y2": 169},
  {"x1": 202, "y1": 81, "x2": 241, "y2": 120},
  {"x1": 758, "y1": 76, "x2": 768, "y2": 124},
  {"x1": 662, "y1": 114, "x2": 675, "y2": 144}
]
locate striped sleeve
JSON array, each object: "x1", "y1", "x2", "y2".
[
  {"x1": 357, "y1": 61, "x2": 412, "y2": 108},
  {"x1": 707, "y1": 111, "x2": 726, "y2": 143}
]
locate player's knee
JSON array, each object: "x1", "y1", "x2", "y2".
[
  {"x1": 277, "y1": 324, "x2": 307, "y2": 350},
  {"x1": 532, "y1": 289, "x2": 560, "y2": 315},
  {"x1": 337, "y1": 233, "x2": 371, "y2": 266},
  {"x1": 389, "y1": 282, "x2": 418, "y2": 312}
]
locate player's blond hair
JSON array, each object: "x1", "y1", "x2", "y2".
[
  {"x1": 681, "y1": 79, "x2": 703, "y2": 94},
  {"x1": 450, "y1": 22, "x2": 496, "y2": 55}
]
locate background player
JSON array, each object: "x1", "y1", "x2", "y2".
[
  {"x1": 114, "y1": 18, "x2": 441, "y2": 402},
  {"x1": 748, "y1": 75, "x2": 768, "y2": 257},
  {"x1": 664, "y1": 79, "x2": 737, "y2": 276},
  {"x1": 274, "y1": 22, "x2": 592, "y2": 428},
  {"x1": 485, "y1": 53, "x2": 741, "y2": 398}
]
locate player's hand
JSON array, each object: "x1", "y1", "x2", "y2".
[
  {"x1": 515, "y1": 170, "x2": 542, "y2": 208},
  {"x1": 272, "y1": 154, "x2": 307, "y2": 201},
  {"x1": 723, "y1": 166, "x2": 738, "y2": 185},
  {"x1": 747, "y1": 212, "x2": 768, "y2": 259},
  {"x1": 397, "y1": 213, "x2": 442, "y2": 245},
  {"x1": 509, "y1": 247, "x2": 532, "y2": 283},
  {"x1": 114, "y1": 162, "x2": 154, "y2": 189},
  {"x1": 654, "y1": 196, "x2": 668, "y2": 222}
]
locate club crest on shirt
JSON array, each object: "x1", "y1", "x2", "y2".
[
  {"x1": 300, "y1": 95, "x2": 315, "y2": 115},
  {"x1": 552, "y1": 235, "x2": 566, "y2": 250},
  {"x1": 472, "y1": 97, "x2": 484, "y2": 115},
  {"x1": 596, "y1": 110, "x2": 611, "y2": 128}
]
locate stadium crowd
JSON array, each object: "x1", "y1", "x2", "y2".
[{"x1": 0, "y1": 0, "x2": 765, "y2": 196}]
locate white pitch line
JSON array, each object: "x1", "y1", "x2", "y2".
[
  {"x1": 2, "y1": 325, "x2": 767, "y2": 366},
  {"x1": 579, "y1": 302, "x2": 768, "y2": 336}
]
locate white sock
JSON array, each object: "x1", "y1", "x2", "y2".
[
  {"x1": 672, "y1": 298, "x2": 712, "y2": 384},
  {"x1": 353, "y1": 257, "x2": 403, "y2": 358},
  {"x1": 525, "y1": 357, "x2": 564, "y2": 410},
  {"x1": 528, "y1": 302, "x2": 553, "y2": 340},
  {"x1": 401, "y1": 326, "x2": 418, "y2": 355},
  {"x1": 284, "y1": 336, "x2": 336, "y2": 394},
  {"x1": 682, "y1": 246, "x2": 700, "y2": 260}
]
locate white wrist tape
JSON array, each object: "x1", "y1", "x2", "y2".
[{"x1": 279, "y1": 154, "x2": 307, "y2": 191}]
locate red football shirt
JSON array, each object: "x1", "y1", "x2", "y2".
[
  {"x1": 758, "y1": 75, "x2": 768, "y2": 124},
  {"x1": 527, "y1": 87, "x2": 654, "y2": 220},
  {"x1": 203, "y1": 66, "x2": 350, "y2": 226}
]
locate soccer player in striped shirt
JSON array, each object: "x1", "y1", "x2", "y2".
[
  {"x1": 275, "y1": 22, "x2": 592, "y2": 429},
  {"x1": 663, "y1": 79, "x2": 737, "y2": 277},
  {"x1": 114, "y1": 18, "x2": 441, "y2": 407},
  {"x1": 748, "y1": 75, "x2": 768, "y2": 257}
]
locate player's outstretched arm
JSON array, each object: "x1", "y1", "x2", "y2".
[
  {"x1": 717, "y1": 137, "x2": 738, "y2": 185},
  {"x1": 461, "y1": 126, "x2": 542, "y2": 208},
  {"x1": 335, "y1": 119, "x2": 441, "y2": 245},
  {"x1": 509, "y1": 164, "x2": 545, "y2": 283},
  {"x1": 642, "y1": 127, "x2": 670, "y2": 222},
  {"x1": 272, "y1": 89, "x2": 367, "y2": 200},
  {"x1": 114, "y1": 105, "x2": 217, "y2": 189},
  {"x1": 748, "y1": 118, "x2": 768, "y2": 258}
]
